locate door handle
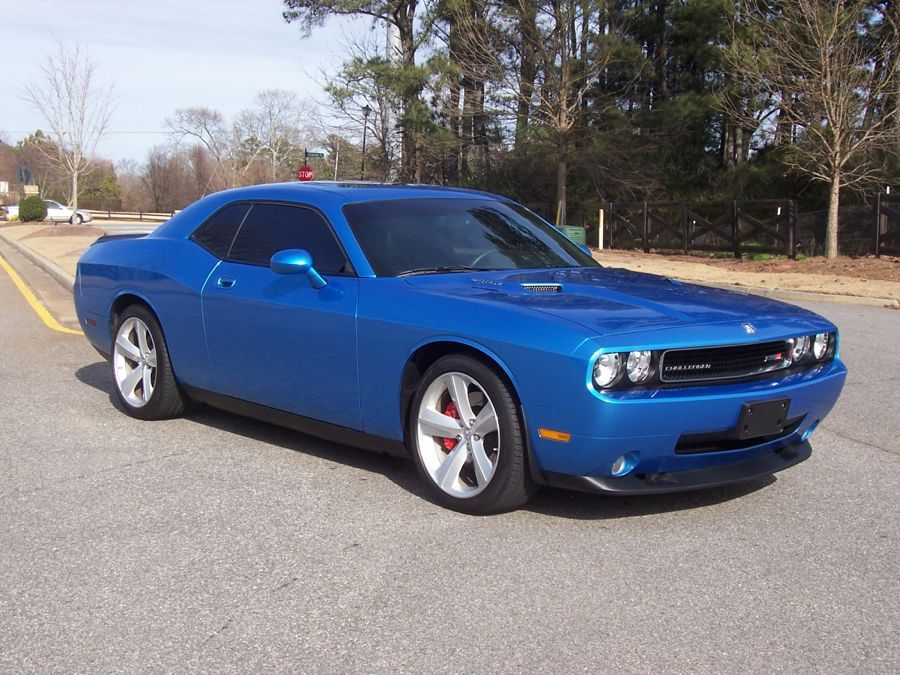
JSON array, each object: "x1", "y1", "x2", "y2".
[{"x1": 216, "y1": 276, "x2": 235, "y2": 289}]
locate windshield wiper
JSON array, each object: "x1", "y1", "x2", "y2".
[{"x1": 397, "y1": 265, "x2": 484, "y2": 277}]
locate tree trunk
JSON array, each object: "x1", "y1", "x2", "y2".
[
  {"x1": 515, "y1": 3, "x2": 538, "y2": 149},
  {"x1": 72, "y1": 168, "x2": 78, "y2": 221},
  {"x1": 556, "y1": 136, "x2": 568, "y2": 227},
  {"x1": 825, "y1": 171, "x2": 841, "y2": 258}
]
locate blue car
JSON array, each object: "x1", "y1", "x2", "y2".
[{"x1": 75, "y1": 183, "x2": 847, "y2": 513}]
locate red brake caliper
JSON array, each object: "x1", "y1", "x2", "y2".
[{"x1": 442, "y1": 401, "x2": 460, "y2": 452}]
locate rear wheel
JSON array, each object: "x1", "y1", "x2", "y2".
[
  {"x1": 410, "y1": 355, "x2": 534, "y2": 514},
  {"x1": 111, "y1": 305, "x2": 185, "y2": 420}
]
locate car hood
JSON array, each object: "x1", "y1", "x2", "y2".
[{"x1": 403, "y1": 266, "x2": 822, "y2": 336}]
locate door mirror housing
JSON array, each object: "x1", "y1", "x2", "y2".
[{"x1": 270, "y1": 249, "x2": 327, "y2": 289}]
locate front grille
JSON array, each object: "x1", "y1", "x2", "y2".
[
  {"x1": 660, "y1": 340, "x2": 792, "y2": 383},
  {"x1": 521, "y1": 283, "x2": 562, "y2": 294}
]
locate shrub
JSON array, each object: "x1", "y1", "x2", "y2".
[{"x1": 19, "y1": 196, "x2": 47, "y2": 222}]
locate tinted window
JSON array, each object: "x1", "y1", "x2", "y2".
[
  {"x1": 343, "y1": 198, "x2": 597, "y2": 276},
  {"x1": 228, "y1": 203, "x2": 347, "y2": 273},
  {"x1": 191, "y1": 203, "x2": 250, "y2": 258}
]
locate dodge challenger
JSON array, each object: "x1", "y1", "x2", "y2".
[{"x1": 75, "y1": 183, "x2": 847, "y2": 513}]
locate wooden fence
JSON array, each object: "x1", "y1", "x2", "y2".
[
  {"x1": 874, "y1": 194, "x2": 900, "y2": 257},
  {"x1": 602, "y1": 200, "x2": 797, "y2": 258}
]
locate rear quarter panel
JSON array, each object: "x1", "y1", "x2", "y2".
[{"x1": 77, "y1": 237, "x2": 219, "y2": 390}]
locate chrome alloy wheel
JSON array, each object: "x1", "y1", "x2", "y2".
[
  {"x1": 415, "y1": 372, "x2": 500, "y2": 498},
  {"x1": 113, "y1": 317, "x2": 158, "y2": 408}
]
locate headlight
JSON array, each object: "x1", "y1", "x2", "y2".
[
  {"x1": 812, "y1": 333, "x2": 832, "y2": 360},
  {"x1": 626, "y1": 350, "x2": 652, "y2": 383},
  {"x1": 791, "y1": 336, "x2": 810, "y2": 362},
  {"x1": 592, "y1": 353, "x2": 622, "y2": 388}
]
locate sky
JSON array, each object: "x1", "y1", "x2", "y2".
[{"x1": 2, "y1": 0, "x2": 371, "y2": 162}]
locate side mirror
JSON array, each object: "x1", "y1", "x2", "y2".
[{"x1": 270, "y1": 249, "x2": 327, "y2": 289}]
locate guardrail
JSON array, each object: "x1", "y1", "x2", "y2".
[{"x1": 87, "y1": 210, "x2": 178, "y2": 222}]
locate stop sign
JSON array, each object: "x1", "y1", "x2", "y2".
[{"x1": 297, "y1": 165, "x2": 314, "y2": 182}]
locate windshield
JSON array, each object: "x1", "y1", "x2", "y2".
[{"x1": 343, "y1": 198, "x2": 597, "y2": 276}]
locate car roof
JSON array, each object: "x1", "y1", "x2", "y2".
[{"x1": 207, "y1": 182, "x2": 510, "y2": 205}]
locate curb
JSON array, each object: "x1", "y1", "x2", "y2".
[{"x1": 0, "y1": 230, "x2": 76, "y2": 293}]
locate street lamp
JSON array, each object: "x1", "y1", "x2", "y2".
[{"x1": 360, "y1": 104, "x2": 372, "y2": 180}]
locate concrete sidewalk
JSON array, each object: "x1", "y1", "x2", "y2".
[{"x1": 1, "y1": 222, "x2": 897, "y2": 308}]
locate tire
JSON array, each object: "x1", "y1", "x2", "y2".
[
  {"x1": 73, "y1": 213, "x2": 84, "y2": 224},
  {"x1": 111, "y1": 305, "x2": 185, "y2": 420},
  {"x1": 409, "y1": 354, "x2": 535, "y2": 514}
]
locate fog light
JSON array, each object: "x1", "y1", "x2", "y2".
[
  {"x1": 611, "y1": 452, "x2": 639, "y2": 477},
  {"x1": 801, "y1": 420, "x2": 819, "y2": 441}
]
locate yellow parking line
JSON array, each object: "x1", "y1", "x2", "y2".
[{"x1": 0, "y1": 254, "x2": 83, "y2": 335}]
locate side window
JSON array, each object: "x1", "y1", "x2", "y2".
[
  {"x1": 190, "y1": 203, "x2": 250, "y2": 259},
  {"x1": 227, "y1": 203, "x2": 348, "y2": 274}
]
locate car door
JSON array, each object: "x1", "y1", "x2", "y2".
[
  {"x1": 201, "y1": 201, "x2": 361, "y2": 430},
  {"x1": 44, "y1": 200, "x2": 66, "y2": 220}
]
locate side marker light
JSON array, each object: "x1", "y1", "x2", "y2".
[{"x1": 538, "y1": 428, "x2": 571, "y2": 442}]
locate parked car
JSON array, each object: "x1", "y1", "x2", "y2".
[
  {"x1": 74, "y1": 183, "x2": 846, "y2": 513},
  {"x1": 43, "y1": 199, "x2": 93, "y2": 224},
  {"x1": 3, "y1": 199, "x2": 93, "y2": 223}
]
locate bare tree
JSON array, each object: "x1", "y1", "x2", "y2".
[
  {"x1": 21, "y1": 37, "x2": 114, "y2": 219},
  {"x1": 726, "y1": 0, "x2": 899, "y2": 257},
  {"x1": 167, "y1": 107, "x2": 266, "y2": 189},
  {"x1": 236, "y1": 90, "x2": 310, "y2": 182}
]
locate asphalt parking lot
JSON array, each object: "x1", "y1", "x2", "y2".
[{"x1": 0, "y1": 250, "x2": 897, "y2": 672}]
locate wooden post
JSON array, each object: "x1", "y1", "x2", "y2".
[
  {"x1": 787, "y1": 200, "x2": 797, "y2": 259},
  {"x1": 682, "y1": 203, "x2": 689, "y2": 254},
  {"x1": 874, "y1": 193, "x2": 882, "y2": 257},
  {"x1": 642, "y1": 201, "x2": 649, "y2": 253},
  {"x1": 598, "y1": 208, "x2": 604, "y2": 249},
  {"x1": 732, "y1": 200, "x2": 740, "y2": 259}
]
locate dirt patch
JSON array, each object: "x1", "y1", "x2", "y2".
[
  {"x1": 640, "y1": 251, "x2": 900, "y2": 283},
  {"x1": 592, "y1": 248, "x2": 900, "y2": 302},
  {"x1": 21, "y1": 225, "x2": 106, "y2": 239}
]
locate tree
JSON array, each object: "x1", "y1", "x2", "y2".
[
  {"x1": 141, "y1": 145, "x2": 188, "y2": 212},
  {"x1": 21, "y1": 38, "x2": 114, "y2": 219},
  {"x1": 236, "y1": 90, "x2": 311, "y2": 182},
  {"x1": 726, "y1": 0, "x2": 900, "y2": 257},
  {"x1": 283, "y1": 0, "x2": 429, "y2": 181},
  {"x1": 449, "y1": 1, "x2": 619, "y2": 225}
]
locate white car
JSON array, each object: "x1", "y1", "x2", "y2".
[
  {"x1": 43, "y1": 199, "x2": 93, "y2": 224},
  {"x1": 2, "y1": 200, "x2": 93, "y2": 223}
]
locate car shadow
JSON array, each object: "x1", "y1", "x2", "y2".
[
  {"x1": 523, "y1": 476, "x2": 776, "y2": 520},
  {"x1": 75, "y1": 361, "x2": 780, "y2": 520}
]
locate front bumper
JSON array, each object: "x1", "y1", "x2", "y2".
[
  {"x1": 525, "y1": 358, "x2": 845, "y2": 489},
  {"x1": 541, "y1": 440, "x2": 810, "y2": 494}
]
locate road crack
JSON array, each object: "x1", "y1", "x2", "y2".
[{"x1": 820, "y1": 425, "x2": 899, "y2": 457}]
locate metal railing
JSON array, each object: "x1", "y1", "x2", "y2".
[{"x1": 87, "y1": 209, "x2": 178, "y2": 222}]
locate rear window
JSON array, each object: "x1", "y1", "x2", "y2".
[{"x1": 191, "y1": 203, "x2": 250, "y2": 258}]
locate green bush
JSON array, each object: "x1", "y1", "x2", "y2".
[{"x1": 19, "y1": 196, "x2": 47, "y2": 222}]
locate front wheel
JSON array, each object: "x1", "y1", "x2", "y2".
[
  {"x1": 72, "y1": 213, "x2": 84, "y2": 224},
  {"x1": 410, "y1": 355, "x2": 534, "y2": 514},
  {"x1": 111, "y1": 305, "x2": 185, "y2": 420}
]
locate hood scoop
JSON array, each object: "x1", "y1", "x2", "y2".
[{"x1": 521, "y1": 283, "x2": 562, "y2": 294}]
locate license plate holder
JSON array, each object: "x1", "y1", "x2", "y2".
[{"x1": 733, "y1": 398, "x2": 791, "y2": 440}]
